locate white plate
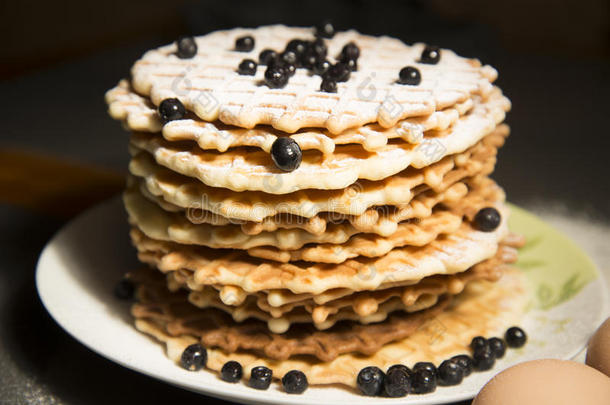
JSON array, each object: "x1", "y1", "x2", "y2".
[{"x1": 36, "y1": 197, "x2": 608, "y2": 404}]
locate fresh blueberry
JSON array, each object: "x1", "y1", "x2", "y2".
[
  {"x1": 221, "y1": 361, "x2": 242, "y2": 383},
  {"x1": 113, "y1": 278, "x2": 134, "y2": 300},
  {"x1": 357, "y1": 366, "x2": 385, "y2": 396},
  {"x1": 324, "y1": 62, "x2": 350, "y2": 82},
  {"x1": 237, "y1": 59, "x2": 257, "y2": 75},
  {"x1": 474, "y1": 207, "x2": 501, "y2": 231},
  {"x1": 300, "y1": 49, "x2": 319, "y2": 70},
  {"x1": 313, "y1": 59, "x2": 331, "y2": 76},
  {"x1": 320, "y1": 78, "x2": 337, "y2": 93},
  {"x1": 310, "y1": 37, "x2": 328, "y2": 59},
  {"x1": 249, "y1": 366, "x2": 272, "y2": 390},
  {"x1": 235, "y1": 35, "x2": 255, "y2": 52},
  {"x1": 271, "y1": 137, "x2": 302, "y2": 171},
  {"x1": 315, "y1": 20, "x2": 335, "y2": 38},
  {"x1": 280, "y1": 50, "x2": 299, "y2": 66},
  {"x1": 387, "y1": 364, "x2": 413, "y2": 378},
  {"x1": 282, "y1": 370, "x2": 308, "y2": 394},
  {"x1": 420, "y1": 45, "x2": 440, "y2": 64},
  {"x1": 437, "y1": 359, "x2": 464, "y2": 386},
  {"x1": 159, "y1": 98, "x2": 186, "y2": 123},
  {"x1": 413, "y1": 362, "x2": 437, "y2": 377},
  {"x1": 470, "y1": 336, "x2": 488, "y2": 351},
  {"x1": 472, "y1": 346, "x2": 496, "y2": 371},
  {"x1": 258, "y1": 49, "x2": 277, "y2": 65},
  {"x1": 341, "y1": 57, "x2": 358, "y2": 71},
  {"x1": 341, "y1": 42, "x2": 360, "y2": 60},
  {"x1": 505, "y1": 326, "x2": 527, "y2": 348},
  {"x1": 286, "y1": 39, "x2": 308, "y2": 56},
  {"x1": 411, "y1": 369, "x2": 437, "y2": 394},
  {"x1": 176, "y1": 36, "x2": 197, "y2": 59},
  {"x1": 488, "y1": 337, "x2": 507, "y2": 358},
  {"x1": 264, "y1": 66, "x2": 289, "y2": 89},
  {"x1": 450, "y1": 354, "x2": 473, "y2": 377},
  {"x1": 398, "y1": 66, "x2": 421, "y2": 85},
  {"x1": 384, "y1": 367, "x2": 411, "y2": 397},
  {"x1": 180, "y1": 343, "x2": 207, "y2": 371}
]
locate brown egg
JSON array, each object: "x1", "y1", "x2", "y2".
[
  {"x1": 587, "y1": 317, "x2": 610, "y2": 377},
  {"x1": 473, "y1": 359, "x2": 610, "y2": 405}
]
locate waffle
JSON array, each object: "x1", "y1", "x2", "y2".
[
  {"x1": 107, "y1": 79, "x2": 481, "y2": 154},
  {"x1": 129, "y1": 126, "x2": 506, "y2": 225},
  {"x1": 132, "y1": 267, "x2": 527, "y2": 387},
  {"x1": 127, "y1": 91, "x2": 508, "y2": 194},
  {"x1": 130, "y1": 25, "x2": 497, "y2": 133}
]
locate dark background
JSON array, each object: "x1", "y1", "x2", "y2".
[{"x1": 0, "y1": 1, "x2": 609, "y2": 404}]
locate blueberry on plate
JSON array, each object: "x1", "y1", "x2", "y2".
[
  {"x1": 473, "y1": 345, "x2": 496, "y2": 371},
  {"x1": 313, "y1": 59, "x2": 331, "y2": 76},
  {"x1": 474, "y1": 207, "x2": 502, "y2": 232},
  {"x1": 159, "y1": 98, "x2": 186, "y2": 123},
  {"x1": 237, "y1": 59, "x2": 257, "y2": 76},
  {"x1": 324, "y1": 62, "x2": 350, "y2": 82},
  {"x1": 420, "y1": 45, "x2": 440, "y2": 64},
  {"x1": 411, "y1": 369, "x2": 437, "y2": 394},
  {"x1": 384, "y1": 367, "x2": 411, "y2": 397},
  {"x1": 320, "y1": 78, "x2": 337, "y2": 93},
  {"x1": 488, "y1": 337, "x2": 507, "y2": 358},
  {"x1": 280, "y1": 50, "x2": 299, "y2": 66},
  {"x1": 470, "y1": 336, "x2": 488, "y2": 351},
  {"x1": 176, "y1": 36, "x2": 197, "y2": 59},
  {"x1": 398, "y1": 66, "x2": 421, "y2": 85},
  {"x1": 310, "y1": 37, "x2": 328, "y2": 59},
  {"x1": 249, "y1": 366, "x2": 272, "y2": 390},
  {"x1": 300, "y1": 49, "x2": 319, "y2": 70},
  {"x1": 413, "y1": 362, "x2": 437, "y2": 376},
  {"x1": 180, "y1": 343, "x2": 207, "y2": 371},
  {"x1": 437, "y1": 359, "x2": 464, "y2": 386},
  {"x1": 450, "y1": 354, "x2": 474, "y2": 377},
  {"x1": 285, "y1": 39, "x2": 308, "y2": 56},
  {"x1": 315, "y1": 20, "x2": 335, "y2": 38},
  {"x1": 505, "y1": 326, "x2": 527, "y2": 348},
  {"x1": 282, "y1": 370, "x2": 308, "y2": 394},
  {"x1": 221, "y1": 361, "x2": 242, "y2": 383},
  {"x1": 271, "y1": 137, "x2": 302, "y2": 171},
  {"x1": 258, "y1": 49, "x2": 277, "y2": 65},
  {"x1": 264, "y1": 66, "x2": 289, "y2": 89},
  {"x1": 387, "y1": 364, "x2": 413, "y2": 378},
  {"x1": 341, "y1": 57, "x2": 358, "y2": 72},
  {"x1": 357, "y1": 366, "x2": 385, "y2": 396},
  {"x1": 235, "y1": 35, "x2": 255, "y2": 52},
  {"x1": 113, "y1": 278, "x2": 134, "y2": 300},
  {"x1": 341, "y1": 42, "x2": 360, "y2": 60}
]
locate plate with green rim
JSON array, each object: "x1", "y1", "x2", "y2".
[{"x1": 36, "y1": 198, "x2": 608, "y2": 404}]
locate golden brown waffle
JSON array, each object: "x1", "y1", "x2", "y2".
[{"x1": 129, "y1": 25, "x2": 498, "y2": 133}]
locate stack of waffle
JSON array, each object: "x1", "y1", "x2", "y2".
[{"x1": 105, "y1": 25, "x2": 527, "y2": 388}]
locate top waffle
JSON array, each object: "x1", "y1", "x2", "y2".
[{"x1": 130, "y1": 25, "x2": 497, "y2": 133}]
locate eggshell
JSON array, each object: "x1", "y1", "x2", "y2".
[
  {"x1": 586, "y1": 317, "x2": 610, "y2": 377},
  {"x1": 473, "y1": 359, "x2": 610, "y2": 405}
]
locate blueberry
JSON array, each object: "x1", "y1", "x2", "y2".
[
  {"x1": 384, "y1": 367, "x2": 411, "y2": 397},
  {"x1": 271, "y1": 137, "x2": 302, "y2": 171},
  {"x1": 237, "y1": 59, "x2": 257, "y2": 76},
  {"x1": 310, "y1": 38, "x2": 328, "y2": 59},
  {"x1": 249, "y1": 366, "x2": 272, "y2": 390},
  {"x1": 437, "y1": 359, "x2": 464, "y2": 386},
  {"x1": 411, "y1": 369, "x2": 437, "y2": 394},
  {"x1": 341, "y1": 42, "x2": 360, "y2": 60},
  {"x1": 398, "y1": 66, "x2": 421, "y2": 85},
  {"x1": 413, "y1": 362, "x2": 437, "y2": 377},
  {"x1": 113, "y1": 278, "x2": 134, "y2": 300},
  {"x1": 341, "y1": 57, "x2": 358, "y2": 72},
  {"x1": 505, "y1": 326, "x2": 527, "y2": 348},
  {"x1": 472, "y1": 346, "x2": 496, "y2": 371},
  {"x1": 221, "y1": 361, "x2": 242, "y2": 383},
  {"x1": 357, "y1": 366, "x2": 385, "y2": 396},
  {"x1": 488, "y1": 337, "x2": 507, "y2": 358},
  {"x1": 282, "y1": 370, "x2": 308, "y2": 394},
  {"x1": 176, "y1": 36, "x2": 197, "y2": 59},
  {"x1": 286, "y1": 39, "x2": 308, "y2": 56},
  {"x1": 315, "y1": 20, "x2": 335, "y2": 38},
  {"x1": 264, "y1": 66, "x2": 289, "y2": 89},
  {"x1": 259, "y1": 49, "x2": 277, "y2": 65},
  {"x1": 450, "y1": 354, "x2": 473, "y2": 377},
  {"x1": 235, "y1": 35, "x2": 255, "y2": 52},
  {"x1": 387, "y1": 364, "x2": 413, "y2": 378},
  {"x1": 420, "y1": 45, "x2": 440, "y2": 64},
  {"x1": 470, "y1": 336, "x2": 488, "y2": 351},
  {"x1": 159, "y1": 98, "x2": 186, "y2": 123},
  {"x1": 320, "y1": 78, "x2": 337, "y2": 93},
  {"x1": 280, "y1": 50, "x2": 299, "y2": 66},
  {"x1": 474, "y1": 207, "x2": 501, "y2": 232},
  {"x1": 313, "y1": 59, "x2": 331, "y2": 76},
  {"x1": 300, "y1": 50, "x2": 319, "y2": 70},
  {"x1": 180, "y1": 343, "x2": 207, "y2": 371},
  {"x1": 324, "y1": 62, "x2": 350, "y2": 82}
]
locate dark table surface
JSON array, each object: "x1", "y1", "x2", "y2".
[{"x1": 1, "y1": 22, "x2": 609, "y2": 405}]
